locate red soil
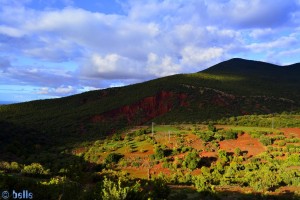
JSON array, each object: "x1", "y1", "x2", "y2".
[
  {"x1": 91, "y1": 91, "x2": 188, "y2": 125},
  {"x1": 280, "y1": 128, "x2": 300, "y2": 138},
  {"x1": 219, "y1": 133, "x2": 266, "y2": 156},
  {"x1": 151, "y1": 162, "x2": 172, "y2": 176},
  {"x1": 201, "y1": 151, "x2": 217, "y2": 157},
  {"x1": 186, "y1": 134, "x2": 204, "y2": 150}
]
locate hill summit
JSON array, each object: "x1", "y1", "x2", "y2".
[{"x1": 0, "y1": 58, "x2": 299, "y2": 139}]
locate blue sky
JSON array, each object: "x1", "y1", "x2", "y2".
[{"x1": 1, "y1": 0, "x2": 300, "y2": 102}]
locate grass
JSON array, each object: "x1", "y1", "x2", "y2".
[{"x1": 220, "y1": 125, "x2": 275, "y2": 132}]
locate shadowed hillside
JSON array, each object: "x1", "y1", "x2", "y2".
[
  {"x1": 1, "y1": 58, "x2": 300, "y2": 199},
  {"x1": 0, "y1": 58, "x2": 299, "y2": 141}
]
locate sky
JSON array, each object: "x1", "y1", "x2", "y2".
[{"x1": 1, "y1": 0, "x2": 300, "y2": 102}]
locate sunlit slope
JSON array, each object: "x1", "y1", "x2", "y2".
[{"x1": 0, "y1": 58, "x2": 299, "y2": 140}]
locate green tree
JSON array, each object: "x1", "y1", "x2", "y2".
[
  {"x1": 183, "y1": 151, "x2": 201, "y2": 170},
  {"x1": 234, "y1": 147, "x2": 241, "y2": 156},
  {"x1": 105, "y1": 153, "x2": 124, "y2": 164},
  {"x1": 193, "y1": 175, "x2": 213, "y2": 192},
  {"x1": 101, "y1": 176, "x2": 130, "y2": 200},
  {"x1": 21, "y1": 163, "x2": 49, "y2": 177},
  {"x1": 208, "y1": 124, "x2": 216, "y2": 132},
  {"x1": 218, "y1": 150, "x2": 229, "y2": 163},
  {"x1": 259, "y1": 136, "x2": 273, "y2": 146}
]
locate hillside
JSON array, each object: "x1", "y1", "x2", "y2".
[
  {"x1": 0, "y1": 58, "x2": 299, "y2": 137},
  {"x1": 0, "y1": 58, "x2": 299, "y2": 160},
  {"x1": 1, "y1": 58, "x2": 300, "y2": 199}
]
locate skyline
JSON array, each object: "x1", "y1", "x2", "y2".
[{"x1": 1, "y1": 0, "x2": 300, "y2": 102}]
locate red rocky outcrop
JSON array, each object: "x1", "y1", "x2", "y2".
[{"x1": 91, "y1": 91, "x2": 188, "y2": 125}]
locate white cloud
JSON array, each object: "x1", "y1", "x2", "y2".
[
  {"x1": 207, "y1": 0, "x2": 299, "y2": 28},
  {"x1": 249, "y1": 28, "x2": 275, "y2": 39},
  {"x1": 109, "y1": 82, "x2": 125, "y2": 88},
  {"x1": 181, "y1": 46, "x2": 224, "y2": 68},
  {"x1": 146, "y1": 53, "x2": 181, "y2": 77},
  {"x1": 55, "y1": 85, "x2": 74, "y2": 94},
  {"x1": 81, "y1": 53, "x2": 146, "y2": 79},
  {"x1": 37, "y1": 85, "x2": 75, "y2": 95},
  {"x1": 0, "y1": 25, "x2": 24, "y2": 37},
  {"x1": 1, "y1": 0, "x2": 300, "y2": 100},
  {"x1": 37, "y1": 87, "x2": 49, "y2": 94},
  {"x1": 246, "y1": 35, "x2": 298, "y2": 52}
]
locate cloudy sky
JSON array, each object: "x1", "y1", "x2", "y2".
[{"x1": 1, "y1": 0, "x2": 300, "y2": 102}]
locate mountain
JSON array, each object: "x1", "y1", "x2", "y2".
[{"x1": 0, "y1": 58, "x2": 299, "y2": 152}]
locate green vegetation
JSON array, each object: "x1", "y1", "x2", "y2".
[
  {"x1": 0, "y1": 123, "x2": 299, "y2": 199},
  {"x1": 1, "y1": 59, "x2": 300, "y2": 199}
]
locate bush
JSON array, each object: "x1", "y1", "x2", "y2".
[
  {"x1": 101, "y1": 176, "x2": 130, "y2": 200},
  {"x1": 112, "y1": 133, "x2": 122, "y2": 141},
  {"x1": 21, "y1": 163, "x2": 50, "y2": 177},
  {"x1": 208, "y1": 124, "x2": 216, "y2": 132},
  {"x1": 199, "y1": 131, "x2": 214, "y2": 142},
  {"x1": 224, "y1": 129, "x2": 238, "y2": 140},
  {"x1": 260, "y1": 136, "x2": 273, "y2": 146},
  {"x1": 277, "y1": 140, "x2": 286, "y2": 146},
  {"x1": 105, "y1": 153, "x2": 124, "y2": 164},
  {"x1": 183, "y1": 151, "x2": 201, "y2": 170},
  {"x1": 218, "y1": 150, "x2": 229, "y2": 163},
  {"x1": 193, "y1": 175, "x2": 213, "y2": 192}
]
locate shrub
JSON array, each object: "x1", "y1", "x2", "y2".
[
  {"x1": 183, "y1": 151, "x2": 201, "y2": 170},
  {"x1": 277, "y1": 140, "x2": 286, "y2": 146},
  {"x1": 218, "y1": 150, "x2": 229, "y2": 163},
  {"x1": 224, "y1": 129, "x2": 238, "y2": 140},
  {"x1": 112, "y1": 133, "x2": 122, "y2": 141},
  {"x1": 21, "y1": 163, "x2": 50, "y2": 177},
  {"x1": 208, "y1": 124, "x2": 216, "y2": 132},
  {"x1": 193, "y1": 175, "x2": 213, "y2": 192},
  {"x1": 105, "y1": 153, "x2": 124, "y2": 164},
  {"x1": 260, "y1": 136, "x2": 273, "y2": 146},
  {"x1": 199, "y1": 131, "x2": 214, "y2": 142},
  {"x1": 101, "y1": 176, "x2": 130, "y2": 200}
]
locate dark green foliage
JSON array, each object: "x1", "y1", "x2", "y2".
[
  {"x1": 224, "y1": 129, "x2": 238, "y2": 140},
  {"x1": 259, "y1": 136, "x2": 273, "y2": 146},
  {"x1": 234, "y1": 147, "x2": 242, "y2": 156},
  {"x1": 152, "y1": 145, "x2": 172, "y2": 160},
  {"x1": 154, "y1": 146, "x2": 165, "y2": 160},
  {"x1": 21, "y1": 163, "x2": 50, "y2": 177},
  {"x1": 198, "y1": 131, "x2": 214, "y2": 142},
  {"x1": 208, "y1": 124, "x2": 216, "y2": 132},
  {"x1": 183, "y1": 151, "x2": 201, "y2": 170},
  {"x1": 105, "y1": 153, "x2": 124, "y2": 164},
  {"x1": 218, "y1": 150, "x2": 229, "y2": 163},
  {"x1": 112, "y1": 133, "x2": 122, "y2": 141}
]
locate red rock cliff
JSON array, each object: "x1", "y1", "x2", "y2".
[{"x1": 91, "y1": 91, "x2": 188, "y2": 125}]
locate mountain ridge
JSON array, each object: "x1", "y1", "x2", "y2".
[{"x1": 0, "y1": 58, "x2": 299, "y2": 140}]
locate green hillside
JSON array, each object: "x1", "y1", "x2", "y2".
[
  {"x1": 1, "y1": 58, "x2": 300, "y2": 199},
  {"x1": 0, "y1": 59, "x2": 299, "y2": 141}
]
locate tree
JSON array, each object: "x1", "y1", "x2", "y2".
[
  {"x1": 224, "y1": 129, "x2": 238, "y2": 140},
  {"x1": 259, "y1": 136, "x2": 273, "y2": 146},
  {"x1": 193, "y1": 175, "x2": 213, "y2": 192},
  {"x1": 199, "y1": 131, "x2": 214, "y2": 142},
  {"x1": 183, "y1": 151, "x2": 201, "y2": 170},
  {"x1": 101, "y1": 176, "x2": 130, "y2": 200},
  {"x1": 218, "y1": 150, "x2": 229, "y2": 163},
  {"x1": 234, "y1": 147, "x2": 241, "y2": 156},
  {"x1": 105, "y1": 153, "x2": 123, "y2": 164},
  {"x1": 208, "y1": 124, "x2": 216, "y2": 132},
  {"x1": 21, "y1": 163, "x2": 49, "y2": 177},
  {"x1": 246, "y1": 164, "x2": 282, "y2": 193}
]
